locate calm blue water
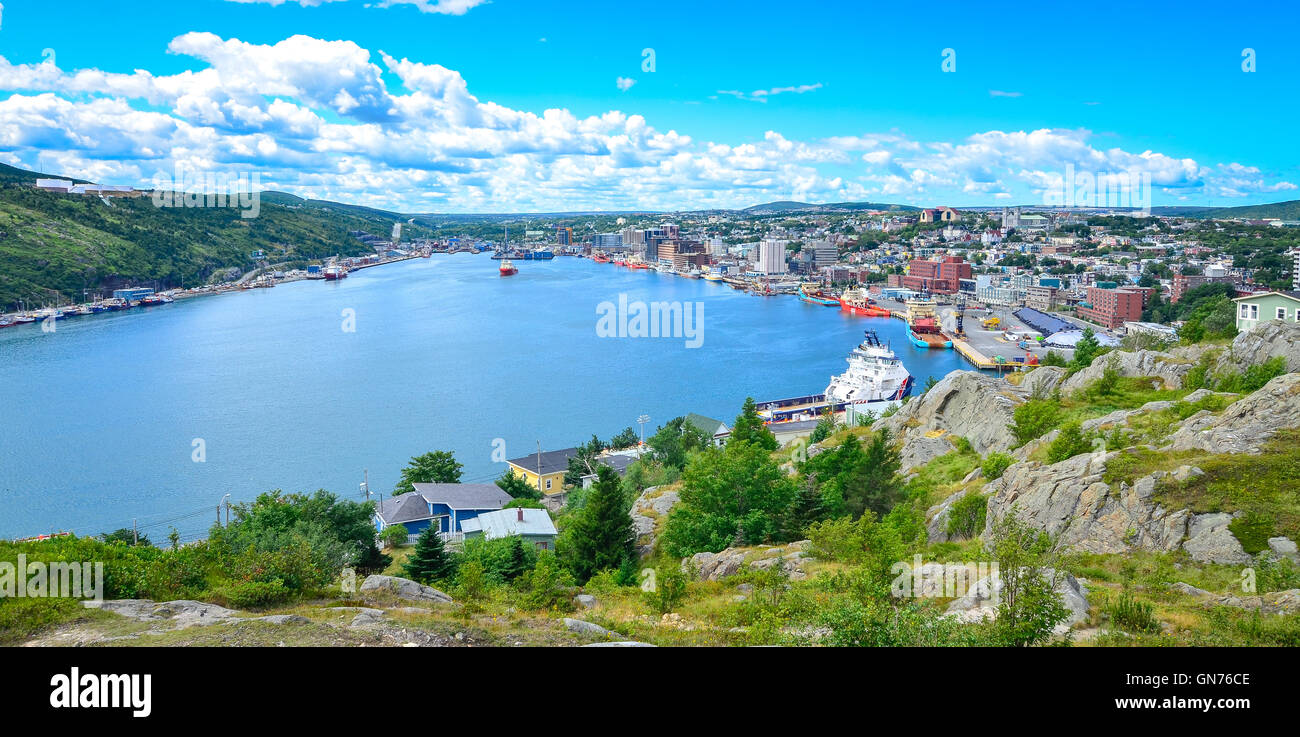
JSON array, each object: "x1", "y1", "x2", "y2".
[{"x1": 0, "y1": 254, "x2": 969, "y2": 540}]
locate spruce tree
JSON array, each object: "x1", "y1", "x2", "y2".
[
  {"x1": 402, "y1": 524, "x2": 456, "y2": 584},
  {"x1": 564, "y1": 466, "x2": 635, "y2": 583},
  {"x1": 503, "y1": 535, "x2": 532, "y2": 581},
  {"x1": 730, "y1": 397, "x2": 778, "y2": 451}
]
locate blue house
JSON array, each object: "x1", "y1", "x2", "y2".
[{"x1": 374, "y1": 483, "x2": 514, "y2": 539}]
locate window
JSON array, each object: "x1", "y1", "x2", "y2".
[
  {"x1": 1277, "y1": 307, "x2": 1287, "y2": 320},
  {"x1": 1250, "y1": 305, "x2": 1259, "y2": 320},
  {"x1": 535, "y1": 541, "x2": 549, "y2": 550},
  {"x1": 544, "y1": 478, "x2": 552, "y2": 490}
]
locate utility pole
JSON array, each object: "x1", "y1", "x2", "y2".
[
  {"x1": 536, "y1": 440, "x2": 543, "y2": 497},
  {"x1": 637, "y1": 414, "x2": 650, "y2": 457},
  {"x1": 132, "y1": 519, "x2": 138, "y2": 546}
]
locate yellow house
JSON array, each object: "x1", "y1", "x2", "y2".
[{"x1": 506, "y1": 447, "x2": 580, "y2": 496}]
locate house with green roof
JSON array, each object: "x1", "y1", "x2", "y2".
[
  {"x1": 1232, "y1": 291, "x2": 1300, "y2": 333},
  {"x1": 684, "y1": 413, "x2": 731, "y2": 447}
]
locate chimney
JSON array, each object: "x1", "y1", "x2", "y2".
[{"x1": 517, "y1": 507, "x2": 524, "y2": 522}]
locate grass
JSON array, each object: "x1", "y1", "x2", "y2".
[
  {"x1": 1153, "y1": 429, "x2": 1300, "y2": 546},
  {"x1": 903, "y1": 445, "x2": 982, "y2": 508}
]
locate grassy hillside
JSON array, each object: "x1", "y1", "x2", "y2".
[{"x1": 0, "y1": 164, "x2": 430, "y2": 310}]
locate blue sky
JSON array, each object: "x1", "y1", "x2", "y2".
[{"x1": 0, "y1": 0, "x2": 1296, "y2": 211}]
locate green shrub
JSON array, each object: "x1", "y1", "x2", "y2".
[
  {"x1": 945, "y1": 492, "x2": 988, "y2": 540},
  {"x1": 380, "y1": 525, "x2": 409, "y2": 549},
  {"x1": 642, "y1": 563, "x2": 689, "y2": 615},
  {"x1": 1106, "y1": 591, "x2": 1158, "y2": 633},
  {"x1": 0, "y1": 597, "x2": 83, "y2": 645},
  {"x1": 1229, "y1": 512, "x2": 1274, "y2": 555},
  {"x1": 1009, "y1": 399, "x2": 1061, "y2": 447},
  {"x1": 981, "y1": 452, "x2": 1015, "y2": 480},
  {"x1": 1046, "y1": 422, "x2": 1095, "y2": 464},
  {"x1": 218, "y1": 578, "x2": 291, "y2": 609}
]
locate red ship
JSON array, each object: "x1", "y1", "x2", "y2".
[{"x1": 499, "y1": 259, "x2": 518, "y2": 276}]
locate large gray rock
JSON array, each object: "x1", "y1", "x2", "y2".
[
  {"x1": 562, "y1": 618, "x2": 623, "y2": 639},
  {"x1": 877, "y1": 370, "x2": 1022, "y2": 471},
  {"x1": 1213, "y1": 320, "x2": 1300, "y2": 375},
  {"x1": 983, "y1": 453, "x2": 1191, "y2": 556},
  {"x1": 360, "y1": 575, "x2": 453, "y2": 603},
  {"x1": 688, "y1": 541, "x2": 811, "y2": 581},
  {"x1": 1164, "y1": 373, "x2": 1300, "y2": 454},
  {"x1": 925, "y1": 488, "x2": 975, "y2": 544},
  {"x1": 84, "y1": 599, "x2": 242, "y2": 629},
  {"x1": 1020, "y1": 366, "x2": 1068, "y2": 398},
  {"x1": 1268, "y1": 536, "x2": 1299, "y2": 562},
  {"x1": 1183, "y1": 513, "x2": 1252, "y2": 565},
  {"x1": 582, "y1": 641, "x2": 657, "y2": 647}
]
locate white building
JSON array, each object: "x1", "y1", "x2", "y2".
[
  {"x1": 758, "y1": 238, "x2": 788, "y2": 275},
  {"x1": 36, "y1": 178, "x2": 74, "y2": 192}
]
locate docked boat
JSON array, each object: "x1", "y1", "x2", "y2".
[
  {"x1": 0, "y1": 317, "x2": 16, "y2": 328},
  {"x1": 323, "y1": 265, "x2": 348, "y2": 281},
  {"x1": 798, "y1": 283, "x2": 840, "y2": 306},
  {"x1": 499, "y1": 259, "x2": 518, "y2": 276},
  {"x1": 592, "y1": 253, "x2": 611, "y2": 264},
  {"x1": 703, "y1": 271, "x2": 724, "y2": 282},
  {"x1": 905, "y1": 298, "x2": 952, "y2": 349},
  {"x1": 839, "y1": 287, "x2": 893, "y2": 317},
  {"x1": 825, "y1": 330, "x2": 915, "y2": 404}
]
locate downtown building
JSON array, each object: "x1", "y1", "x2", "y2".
[
  {"x1": 901, "y1": 255, "x2": 972, "y2": 294},
  {"x1": 757, "y1": 238, "x2": 788, "y2": 275},
  {"x1": 1076, "y1": 286, "x2": 1155, "y2": 329}
]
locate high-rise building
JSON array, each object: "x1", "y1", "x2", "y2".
[
  {"x1": 707, "y1": 237, "x2": 726, "y2": 257},
  {"x1": 1077, "y1": 286, "x2": 1154, "y2": 329},
  {"x1": 758, "y1": 238, "x2": 787, "y2": 275},
  {"x1": 901, "y1": 255, "x2": 971, "y2": 294},
  {"x1": 555, "y1": 226, "x2": 573, "y2": 246},
  {"x1": 592, "y1": 233, "x2": 623, "y2": 248},
  {"x1": 808, "y1": 240, "x2": 838, "y2": 267},
  {"x1": 1293, "y1": 250, "x2": 1300, "y2": 292}
]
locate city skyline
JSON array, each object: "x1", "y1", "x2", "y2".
[{"x1": 0, "y1": 0, "x2": 1296, "y2": 213}]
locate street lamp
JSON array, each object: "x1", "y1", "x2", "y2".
[{"x1": 636, "y1": 414, "x2": 650, "y2": 455}]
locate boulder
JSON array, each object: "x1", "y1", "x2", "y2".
[
  {"x1": 1212, "y1": 320, "x2": 1300, "y2": 375},
  {"x1": 1268, "y1": 536, "x2": 1299, "y2": 562},
  {"x1": 1164, "y1": 373, "x2": 1300, "y2": 454},
  {"x1": 349, "y1": 608, "x2": 387, "y2": 627},
  {"x1": 251, "y1": 614, "x2": 309, "y2": 625},
  {"x1": 925, "y1": 488, "x2": 974, "y2": 544},
  {"x1": 562, "y1": 618, "x2": 623, "y2": 639},
  {"x1": 1183, "y1": 513, "x2": 1252, "y2": 565},
  {"x1": 688, "y1": 542, "x2": 812, "y2": 581},
  {"x1": 581, "y1": 641, "x2": 657, "y2": 647},
  {"x1": 1200, "y1": 589, "x2": 1300, "y2": 615},
  {"x1": 1171, "y1": 582, "x2": 1213, "y2": 598},
  {"x1": 359, "y1": 575, "x2": 453, "y2": 603},
  {"x1": 84, "y1": 599, "x2": 241, "y2": 629},
  {"x1": 574, "y1": 594, "x2": 598, "y2": 609},
  {"x1": 1019, "y1": 366, "x2": 1067, "y2": 398}
]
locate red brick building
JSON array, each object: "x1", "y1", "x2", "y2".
[
  {"x1": 902, "y1": 255, "x2": 972, "y2": 294},
  {"x1": 1077, "y1": 286, "x2": 1154, "y2": 329},
  {"x1": 1171, "y1": 273, "x2": 1235, "y2": 303}
]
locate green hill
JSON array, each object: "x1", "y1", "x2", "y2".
[{"x1": 0, "y1": 164, "x2": 428, "y2": 310}]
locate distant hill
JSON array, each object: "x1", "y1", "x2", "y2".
[
  {"x1": 0, "y1": 164, "x2": 426, "y2": 309},
  {"x1": 1197, "y1": 200, "x2": 1300, "y2": 220},
  {"x1": 742, "y1": 200, "x2": 921, "y2": 214}
]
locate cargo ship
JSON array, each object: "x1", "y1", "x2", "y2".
[
  {"x1": 323, "y1": 265, "x2": 348, "y2": 280},
  {"x1": 839, "y1": 287, "x2": 893, "y2": 317},
  {"x1": 905, "y1": 298, "x2": 952, "y2": 349},
  {"x1": 797, "y1": 283, "x2": 840, "y2": 306},
  {"x1": 499, "y1": 259, "x2": 518, "y2": 276}
]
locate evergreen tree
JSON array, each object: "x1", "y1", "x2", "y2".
[
  {"x1": 784, "y1": 477, "x2": 826, "y2": 539},
  {"x1": 502, "y1": 535, "x2": 532, "y2": 581},
  {"x1": 730, "y1": 397, "x2": 778, "y2": 451},
  {"x1": 563, "y1": 465, "x2": 635, "y2": 582},
  {"x1": 402, "y1": 524, "x2": 456, "y2": 584}
]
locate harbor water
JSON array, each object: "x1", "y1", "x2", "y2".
[{"x1": 0, "y1": 254, "x2": 970, "y2": 540}]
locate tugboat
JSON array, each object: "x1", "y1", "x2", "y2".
[
  {"x1": 839, "y1": 287, "x2": 893, "y2": 317},
  {"x1": 499, "y1": 259, "x2": 518, "y2": 276},
  {"x1": 323, "y1": 265, "x2": 347, "y2": 281}
]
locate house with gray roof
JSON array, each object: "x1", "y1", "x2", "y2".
[
  {"x1": 460, "y1": 507, "x2": 558, "y2": 551},
  {"x1": 374, "y1": 482, "x2": 514, "y2": 538},
  {"x1": 684, "y1": 412, "x2": 731, "y2": 447}
]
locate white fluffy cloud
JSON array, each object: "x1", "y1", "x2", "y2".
[
  {"x1": 225, "y1": 0, "x2": 489, "y2": 14},
  {"x1": 0, "y1": 34, "x2": 1290, "y2": 211}
]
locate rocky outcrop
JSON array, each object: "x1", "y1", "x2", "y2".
[
  {"x1": 1191, "y1": 589, "x2": 1300, "y2": 615},
  {"x1": 360, "y1": 575, "x2": 453, "y2": 603},
  {"x1": 632, "y1": 486, "x2": 680, "y2": 558},
  {"x1": 978, "y1": 452, "x2": 1251, "y2": 564},
  {"x1": 877, "y1": 370, "x2": 1022, "y2": 470},
  {"x1": 688, "y1": 541, "x2": 812, "y2": 581},
  {"x1": 1268, "y1": 536, "x2": 1299, "y2": 562},
  {"x1": 945, "y1": 569, "x2": 1089, "y2": 633},
  {"x1": 925, "y1": 488, "x2": 974, "y2": 544},
  {"x1": 1019, "y1": 365, "x2": 1067, "y2": 397},
  {"x1": 1164, "y1": 372, "x2": 1300, "y2": 454},
  {"x1": 84, "y1": 599, "x2": 241, "y2": 629},
  {"x1": 1212, "y1": 320, "x2": 1300, "y2": 375},
  {"x1": 1060, "y1": 349, "x2": 1193, "y2": 395}
]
